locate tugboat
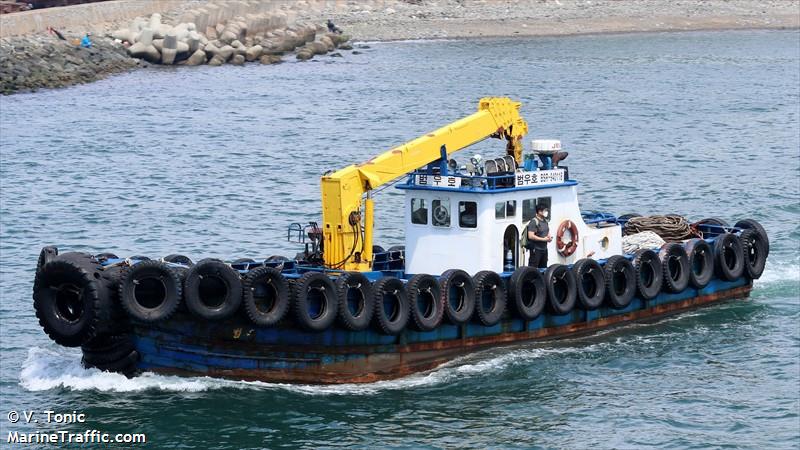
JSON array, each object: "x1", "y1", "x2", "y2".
[{"x1": 32, "y1": 98, "x2": 769, "y2": 384}]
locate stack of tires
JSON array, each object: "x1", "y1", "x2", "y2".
[
  {"x1": 32, "y1": 248, "x2": 137, "y2": 376},
  {"x1": 34, "y1": 219, "x2": 768, "y2": 349}
]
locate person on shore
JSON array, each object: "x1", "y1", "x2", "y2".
[
  {"x1": 526, "y1": 204, "x2": 552, "y2": 268},
  {"x1": 47, "y1": 27, "x2": 66, "y2": 41},
  {"x1": 80, "y1": 32, "x2": 92, "y2": 48},
  {"x1": 327, "y1": 19, "x2": 342, "y2": 34}
]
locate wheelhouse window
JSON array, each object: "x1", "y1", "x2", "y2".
[
  {"x1": 523, "y1": 197, "x2": 552, "y2": 222},
  {"x1": 411, "y1": 198, "x2": 427, "y2": 224},
  {"x1": 459, "y1": 201, "x2": 477, "y2": 228},
  {"x1": 495, "y1": 202, "x2": 506, "y2": 219},
  {"x1": 432, "y1": 199, "x2": 450, "y2": 227},
  {"x1": 523, "y1": 199, "x2": 536, "y2": 222},
  {"x1": 495, "y1": 200, "x2": 517, "y2": 219},
  {"x1": 536, "y1": 197, "x2": 551, "y2": 213}
]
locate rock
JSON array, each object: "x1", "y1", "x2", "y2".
[
  {"x1": 128, "y1": 42, "x2": 160, "y2": 63},
  {"x1": 203, "y1": 42, "x2": 219, "y2": 58},
  {"x1": 112, "y1": 28, "x2": 135, "y2": 43},
  {"x1": 319, "y1": 36, "x2": 335, "y2": 51},
  {"x1": 137, "y1": 28, "x2": 154, "y2": 46},
  {"x1": 163, "y1": 33, "x2": 178, "y2": 50},
  {"x1": 338, "y1": 43, "x2": 353, "y2": 50},
  {"x1": 352, "y1": 50, "x2": 362, "y2": 55},
  {"x1": 187, "y1": 35, "x2": 201, "y2": 53},
  {"x1": 185, "y1": 49, "x2": 207, "y2": 65},
  {"x1": 176, "y1": 42, "x2": 189, "y2": 54},
  {"x1": 220, "y1": 30, "x2": 238, "y2": 44},
  {"x1": 207, "y1": 54, "x2": 226, "y2": 66},
  {"x1": 296, "y1": 50, "x2": 313, "y2": 61},
  {"x1": 259, "y1": 54, "x2": 282, "y2": 64},
  {"x1": 152, "y1": 39, "x2": 164, "y2": 51},
  {"x1": 149, "y1": 13, "x2": 162, "y2": 31},
  {"x1": 329, "y1": 52, "x2": 342, "y2": 57},
  {"x1": 161, "y1": 48, "x2": 177, "y2": 65},
  {"x1": 217, "y1": 45, "x2": 234, "y2": 61},
  {"x1": 310, "y1": 41, "x2": 328, "y2": 55},
  {"x1": 245, "y1": 45, "x2": 263, "y2": 61},
  {"x1": 231, "y1": 54, "x2": 245, "y2": 65}
]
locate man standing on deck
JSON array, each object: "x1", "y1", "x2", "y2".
[{"x1": 526, "y1": 204, "x2": 552, "y2": 268}]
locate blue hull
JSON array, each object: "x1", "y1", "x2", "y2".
[{"x1": 132, "y1": 276, "x2": 752, "y2": 384}]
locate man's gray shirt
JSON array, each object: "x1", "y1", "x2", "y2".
[{"x1": 527, "y1": 217, "x2": 549, "y2": 250}]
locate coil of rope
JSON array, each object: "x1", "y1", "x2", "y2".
[{"x1": 623, "y1": 215, "x2": 701, "y2": 242}]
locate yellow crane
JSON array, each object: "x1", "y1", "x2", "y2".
[{"x1": 320, "y1": 97, "x2": 529, "y2": 271}]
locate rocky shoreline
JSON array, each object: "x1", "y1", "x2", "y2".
[{"x1": 1, "y1": 0, "x2": 797, "y2": 95}]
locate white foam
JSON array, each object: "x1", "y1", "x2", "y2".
[
  {"x1": 755, "y1": 260, "x2": 800, "y2": 285},
  {"x1": 18, "y1": 344, "x2": 597, "y2": 396}
]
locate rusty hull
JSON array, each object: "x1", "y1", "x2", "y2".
[{"x1": 134, "y1": 280, "x2": 752, "y2": 384}]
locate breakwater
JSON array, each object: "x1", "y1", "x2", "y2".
[{"x1": 0, "y1": 0, "x2": 359, "y2": 94}]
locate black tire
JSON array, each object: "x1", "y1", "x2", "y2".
[
  {"x1": 292, "y1": 272, "x2": 337, "y2": 331},
  {"x1": 387, "y1": 245, "x2": 405, "y2": 253},
  {"x1": 472, "y1": 271, "x2": 507, "y2": 326},
  {"x1": 604, "y1": 256, "x2": 636, "y2": 309},
  {"x1": 659, "y1": 243, "x2": 690, "y2": 293},
  {"x1": 184, "y1": 259, "x2": 243, "y2": 321},
  {"x1": 684, "y1": 239, "x2": 714, "y2": 289},
  {"x1": 163, "y1": 254, "x2": 194, "y2": 266},
  {"x1": 632, "y1": 249, "x2": 663, "y2": 299},
  {"x1": 128, "y1": 255, "x2": 151, "y2": 261},
  {"x1": 507, "y1": 266, "x2": 546, "y2": 320},
  {"x1": 372, "y1": 277, "x2": 409, "y2": 335},
  {"x1": 81, "y1": 333, "x2": 135, "y2": 364},
  {"x1": 617, "y1": 213, "x2": 641, "y2": 221},
  {"x1": 372, "y1": 245, "x2": 386, "y2": 254},
  {"x1": 119, "y1": 260, "x2": 182, "y2": 322},
  {"x1": 406, "y1": 274, "x2": 443, "y2": 331},
  {"x1": 439, "y1": 269, "x2": 475, "y2": 325},
  {"x1": 265, "y1": 255, "x2": 290, "y2": 263},
  {"x1": 740, "y1": 229, "x2": 766, "y2": 279},
  {"x1": 242, "y1": 266, "x2": 289, "y2": 327},
  {"x1": 573, "y1": 258, "x2": 605, "y2": 310},
  {"x1": 335, "y1": 272, "x2": 374, "y2": 331},
  {"x1": 734, "y1": 219, "x2": 769, "y2": 258},
  {"x1": 696, "y1": 217, "x2": 730, "y2": 227},
  {"x1": 544, "y1": 264, "x2": 576, "y2": 315},
  {"x1": 714, "y1": 233, "x2": 745, "y2": 281},
  {"x1": 37, "y1": 246, "x2": 59, "y2": 273},
  {"x1": 84, "y1": 349, "x2": 139, "y2": 376},
  {"x1": 32, "y1": 254, "x2": 109, "y2": 347}
]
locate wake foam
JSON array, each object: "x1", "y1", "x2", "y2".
[
  {"x1": 19, "y1": 344, "x2": 599, "y2": 396},
  {"x1": 755, "y1": 260, "x2": 800, "y2": 285}
]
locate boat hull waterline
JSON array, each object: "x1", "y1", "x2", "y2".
[{"x1": 134, "y1": 278, "x2": 751, "y2": 384}]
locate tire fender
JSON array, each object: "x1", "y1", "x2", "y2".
[
  {"x1": 472, "y1": 271, "x2": 506, "y2": 326},
  {"x1": 508, "y1": 266, "x2": 546, "y2": 320},
  {"x1": 544, "y1": 264, "x2": 576, "y2": 315}
]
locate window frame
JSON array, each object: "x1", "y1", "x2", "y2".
[
  {"x1": 458, "y1": 201, "x2": 478, "y2": 229},
  {"x1": 431, "y1": 198, "x2": 451, "y2": 228},
  {"x1": 410, "y1": 198, "x2": 428, "y2": 225}
]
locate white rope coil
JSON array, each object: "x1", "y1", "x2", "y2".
[{"x1": 622, "y1": 231, "x2": 665, "y2": 254}]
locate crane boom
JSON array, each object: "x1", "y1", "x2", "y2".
[{"x1": 320, "y1": 97, "x2": 529, "y2": 271}]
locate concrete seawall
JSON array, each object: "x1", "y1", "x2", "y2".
[{"x1": 0, "y1": 0, "x2": 184, "y2": 38}]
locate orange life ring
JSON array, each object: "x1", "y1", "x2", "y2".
[{"x1": 556, "y1": 220, "x2": 579, "y2": 257}]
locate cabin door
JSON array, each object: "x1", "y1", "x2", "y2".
[{"x1": 503, "y1": 225, "x2": 519, "y2": 272}]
